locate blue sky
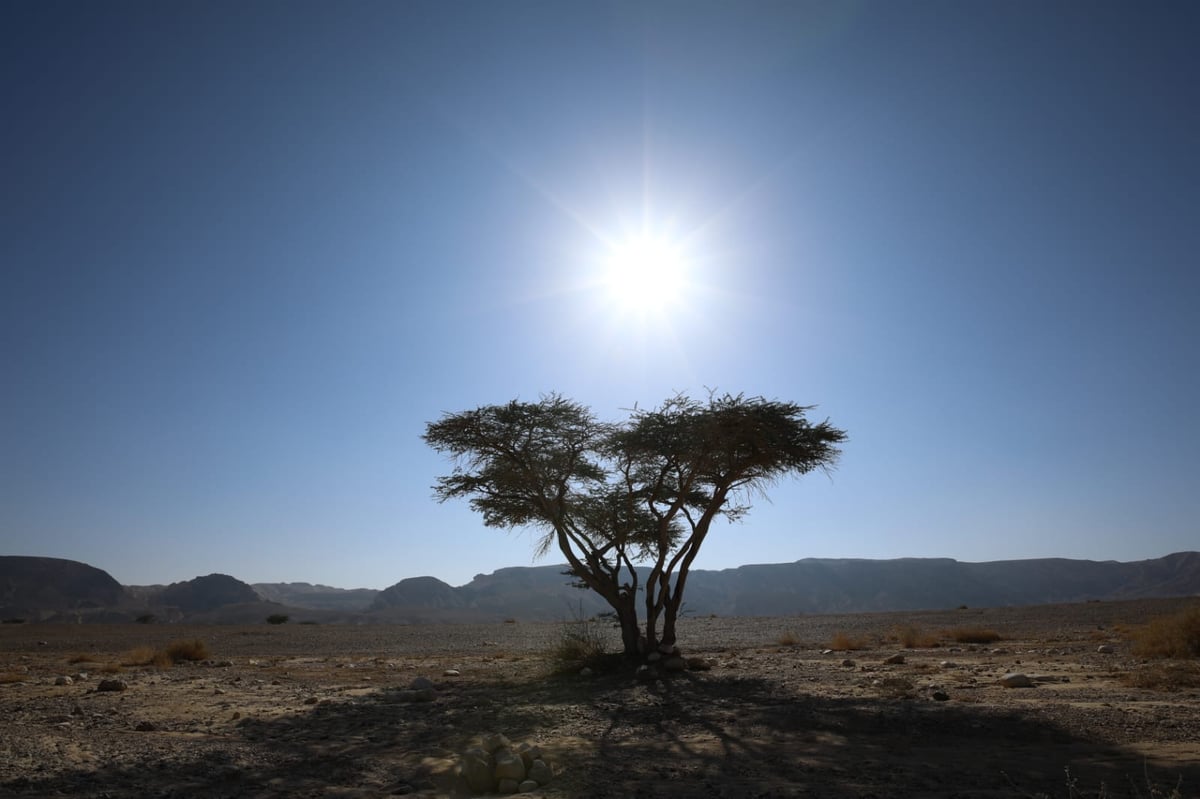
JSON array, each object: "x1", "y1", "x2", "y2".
[{"x1": 2, "y1": 1, "x2": 1196, "y2": 589}]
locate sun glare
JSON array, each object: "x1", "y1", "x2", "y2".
[{"x1": 603, "y1": 234, "x2": 688, "y2": 314}]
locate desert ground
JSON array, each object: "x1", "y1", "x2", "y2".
[{"x1": 2, "y1": 597, "x2": 1199, "y2": 799}]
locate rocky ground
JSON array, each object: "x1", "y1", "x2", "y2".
[{"x1": 2, "y1": 597, "x2": 1199, "y2": 798}]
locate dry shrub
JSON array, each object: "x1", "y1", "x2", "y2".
[
  {"x1": 947, "y1": 627, "x2": 1002, "y2": 644},
  {"x1": 777, "y1": 630, "x2": 801, "y2": 647},
  {"x1": 121, "y1": 646, "x2": 157, "y2": 667},
  {"x1": 893, "y1": 624, "x2": 940, "y2": 648},
  {"x1": 0, "y1": 671, "x2": 27, "y2": 684},
  {"x1": 164, "y1": 639, "x2": 209, "y2": 663},
  {"x1": 1119, "y1": 662, "x2": 1200, "y2": 692},
  {"x1": 828, "y1": 632, "x2": 867, "y2": 651},
  {"x1": 99, "y1": 662, "x2": 124, "y2": 674},
  {"x1": 67, "y1": 653, "x2": 101, "y2": 665},
  {"x1": 1126, "y1": 607, "x2": 1200, "y2": 659}
]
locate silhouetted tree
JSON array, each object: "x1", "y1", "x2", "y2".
[{"x1": 423, "y1": 392, "x2": 846, "y2": 658}]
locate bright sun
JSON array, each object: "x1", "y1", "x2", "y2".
[{"x1": 602, "y1": 234, "x2": 688, "y2": 314}]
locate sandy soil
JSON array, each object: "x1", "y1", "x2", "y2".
[{"x1": 2, "y1": 597, "x2": 1198, "y2": 798}]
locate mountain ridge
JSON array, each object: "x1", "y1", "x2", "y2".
[{"x1": 2, "y1": 552, "x2": 1197, "y2": 623}]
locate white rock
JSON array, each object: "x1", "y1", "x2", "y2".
[
  {"x1": 443, "y1": 669, "x2": 460, "y2": 677},
  {"x1": 999, "y1": 673, "x2": 1035, "y2": 688},
  {"x1": 1096, "y1": 645, "x2": 1114, "y2": 654}
]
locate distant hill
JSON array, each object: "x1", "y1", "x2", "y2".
[
  {"x1": 3, "y1": 552, "x2": 1198, "y2": 623},
  {"x1": 155, "y1": 573, "x2": 262, "y2": 613},
  {"x1": 0, "y1": 556, "x2": 128, "y2": 621},
  {"x1": 367, "y1": 552, "x2": 1200, "y2": 621},
  {"x1": 252, "y1": 582, "x2": 378, "y2": 611}
]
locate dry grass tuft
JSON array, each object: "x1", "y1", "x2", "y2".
[
  {"x1": 892, "y1": 624, "x2": 941, "y2": 648},
  {"x1": 121, "y1": 646, "x2": 157, "y2": 667},
  {"x1": 1119, "y1": 662, "x2": 1200, "y2": 692},
  {"x1": 1125, "y1": 607, "x2": 1200, "y2": 659},
  {"x1": 828, "y1": 632, "x2": 867, "y2": 651},
  {"x1": 0, "y1": 671, "x2": 27, "y2": 684},
  {"x1": 67, "y1": 653, "x2": 102, "y2": 665},
  {"x1": 947, "y1": 627, "x2": 1002, "y2": 644},
  {"x1": 164, "y1": 639, "x2": 210, "y2": 663},
  {"x1": 99, "y1": 662, "x2": 124, "y2": 674},
  {"x1": 776, "y1": 630, "x2": 801, "y2": 647}
]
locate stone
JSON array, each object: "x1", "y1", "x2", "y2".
[
  {"x1": 518, "y1": 779, "x2": 539, "y2": 792},
  {"x1": 410, "y1": 676, "x2": 435, "y2": 690},
  {"x1": 493, "y1": 747, "x2": 526, "y2": 782},
  {"x1": 940, "y1": 661, "x2": 958, "y2": 669},
  {"x1": 514, "y1": 742, "x2": 542, "y2": 769},
  {"x1": 686, "y1": 657, "x2": 713, "y2": 671},
  {"x1": 442, "y1": 669, "x2": 460, "y2": 677},
  {"x1": 527, "y1": 759, "x2": 553, "y2": 785},
  {"x1": 461, "y1": 748, "x2": 494, "y2": 794},
  {"x1": 97, "y1": 679, "x2": 128, "y2": 692},
  {"x1": 498, "y1": 778, "x2": 520, "y2": 794},
  {"x1": 135, "y1": 721, "x2": 157, "y2": 731},
  {"x1": 931, "y1": 690, "x2": 950, "y2": 701},
  {"x1": 841, "y1": 659, "x2": 856, "y2": 668},
  {"x1": 579, "y1": 667, "x2": 593, "y2": 677},
  {"x1": 1097, "y1": 645, "x2": 1115, "y2": 654},
  {"x1": 646, "y1": 651, "x2": 662, "y2": 663},
  {"x1": 662, "y1": 656, "x2": 688, "y2": 672},
  {"x1": 304, "y1": 696, "x2": 319, "y2": 705},
  {"x1": 999, "y1": 673, "x2": 1035, "y2": 688},
  {"x1": 658, "y1": 643, "x2": 678, "y2": 655},
  {"x1": 883, "y1": 654, "x2": 906, "y2": 665},
  {"x1": 481, "y1": 733, "x2": 511, "y2": 753},
  {"x1": 54, "y1": 675, "x2": 73, "y2": 686}
]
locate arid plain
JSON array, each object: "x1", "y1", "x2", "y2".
[{"x1": 3, "y1": 597, "x2": 1199, "y2": 798}]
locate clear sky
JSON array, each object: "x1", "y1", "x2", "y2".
[{"x1": 2, "y1": 1, "x2": 1196, "y2": 589}]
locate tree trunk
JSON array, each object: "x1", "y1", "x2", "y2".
[{"x1": 617, "y1": 603, "x2": 640, "y2": 657}]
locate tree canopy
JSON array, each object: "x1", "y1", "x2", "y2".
[{"x1": 424, "y1": 392, "x2": 846, "y2": 657}]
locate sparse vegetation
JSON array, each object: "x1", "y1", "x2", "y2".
[
  {"x1": 828, "y1": 632, "x2": 867, "y2": 651},
  {"x1": 121, "y1": 646, "x2": 158, "y2": 666},
  {"x1": 548, "y1": 607, "x2": 611, "y2": 673},
  {"x1": 266, "y1": 614, "x2": 290, "y2": 625},
  {"x1": 892, "y1": 624, "x2": 940, "y2": 648},
  {"x1": 164, "y1": 638, "x2": 209, "y2": 662},
  {"x1": 0, "y1": 671, "x2": 26, "y2": 684},
  {"x1": 136, "y1": 614, "x2": 156, "y2": 624},
  {"x1": 67, "y1": 653, "x2": 101, "y2": 665},
  {"x1": 1125, "y1": 607, "x2": 1200, "y2": 659},
  {"x1": 947, "y1": 627, "x2": 1002, "y2": 644},
  {"x1": 2, "y1": 618, "x2": 26, "y2": 624},
  {"x1": 776, "y1": 630, "x2": 801, "y2": 647},
  {"x1": 1119, "y1": 662, "x2": 1200, "y2": 692}
]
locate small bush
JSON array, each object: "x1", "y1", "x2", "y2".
[
  {"x1": 777, "y1": 630, "x2": 801, "y2": 647},
  {"x1": 67, "y1": 653, "x2": 101, "y2": 665},
  {"x1": 1126, "y1": 607, "x2": 1200, "y2": 659},
  {"x1": 99, "y1": 662, "x2": 124, "y2": 674},
  {"x1": 164, "y1": 639, "x2": 209, "y2": 662},
  {"x1": 266, "y1": 614, "x2": 289, "y2": 625},
  {"x1": 1119, "y1": 662, "x2": 1200, "y2": 692},
  {"x1": 947, "y1": 627, "x2": 1002, "y2": 644},
  {"x1": 892, "y1": 624, "x2": 940, "y2": 648},
  {"x1": 828, "y1": 632, "x2": 867, "y2": 651},
  {"x1": 121, "y1": 646, "x2": 158, "y2": 666}
]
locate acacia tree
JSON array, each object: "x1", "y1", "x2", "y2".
[{"x1": 423, "y1": 392, "x2": 846, "y2": 657}]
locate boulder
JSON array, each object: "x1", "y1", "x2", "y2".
[
  {"x1": 493, "y1": 747, "x2": 526, "y2": 782},
  {"x1": 999, "y1": 673, "x2": 1035, "y2": 688}
]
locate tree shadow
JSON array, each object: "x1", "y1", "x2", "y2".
[{"x1": 5, "y1": 666, "x2": 1196, "y2": 798}]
